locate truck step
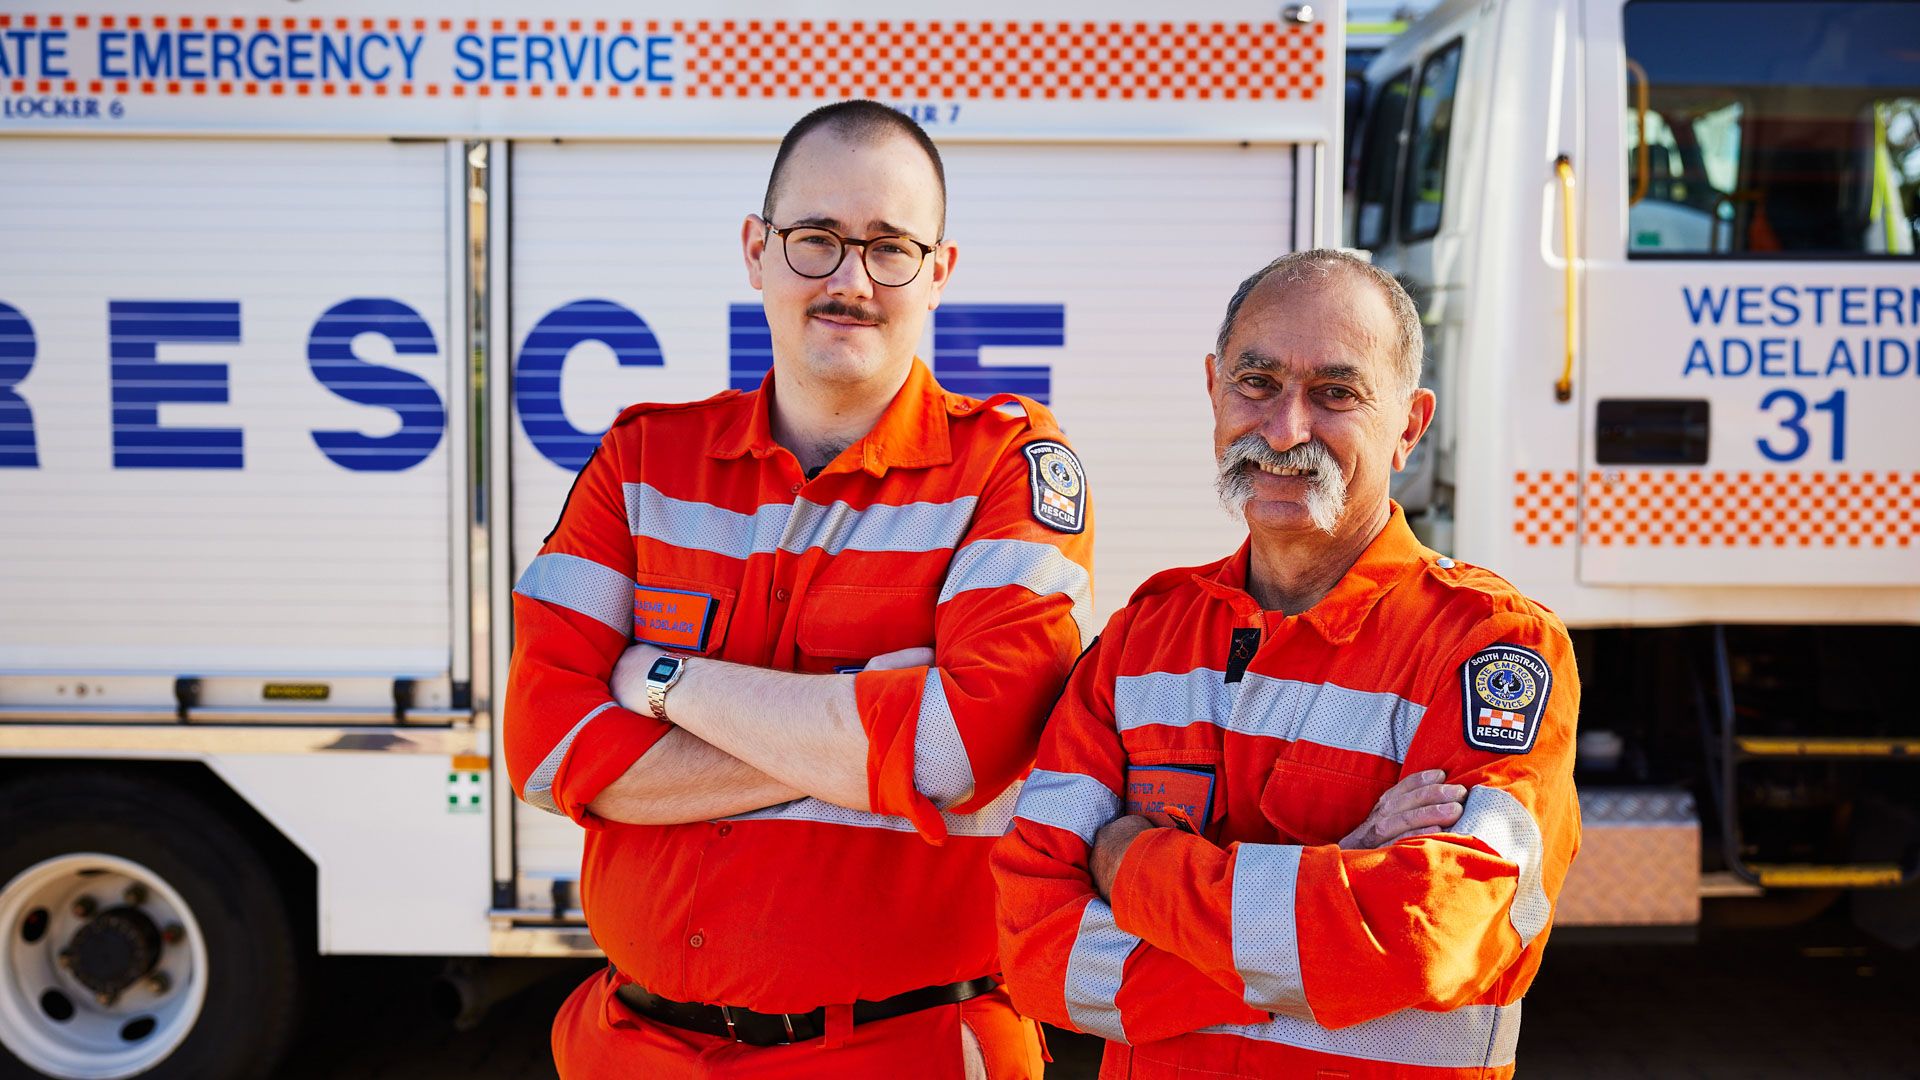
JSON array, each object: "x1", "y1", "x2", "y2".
[
  {"x1": 1746, "y1": 863, "x2": 1905, "y2": 889},
  {"x1": 1735, "y1": 736, "x2": 1920, "y2": 759}
]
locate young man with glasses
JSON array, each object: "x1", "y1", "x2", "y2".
[{"x1": 506, "y1": 100, "x2": 1093, "y2": 1077}]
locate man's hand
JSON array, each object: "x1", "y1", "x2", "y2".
[
  {"x1": 1091, "y1": 814, "x2": 1159, "y2": 899},
  {"x1": 1339, "y1": 769, "x2": 1466, "y2": 850},
  {"x1": 864, "y1": 646, "x2": 934, "y2": 671}
]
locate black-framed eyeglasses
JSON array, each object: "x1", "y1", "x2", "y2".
[{"x1": 765, "y1": 223, "x2": 938, "y2": 288}]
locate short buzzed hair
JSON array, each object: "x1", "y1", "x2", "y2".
[
  {"x1": 760, "y1": 100, "x2": 948, "y2": 240},
  {"x1": 1214, "y1": 248, "x2": 1425, "y2": 399}
]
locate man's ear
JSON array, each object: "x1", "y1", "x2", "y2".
[
  {"x1": 1392, "y1": 388, "x2": 1438, "y2": 471},
  {"x1": 924, "y1": 241, "x2": 959, "y2": 311},
  {"x1": 741, "y1": 214, "x2": 768, "y2": 291},
  {"x1": 1204, "y1": 353, "x2": 1220, "y2": 398}
]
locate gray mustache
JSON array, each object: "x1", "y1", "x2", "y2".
[{"x1": 1217, "y1": 435, "x2": 1338, "y2": 484}]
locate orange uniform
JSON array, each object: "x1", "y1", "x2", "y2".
[
  {"x1": 505, "y1": 359, "x2": 1092, "y2": 1075},
  {"x1": 992, "y1": 507, "x2": 1580, "y2": 1079}
]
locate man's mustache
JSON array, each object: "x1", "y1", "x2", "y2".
[
  {"x1": 1217, "y1": 435, "x2": 1338, "y2": 485},
  {"x1": 806, "y1": 300, "x2": 885, "y2": 326}
]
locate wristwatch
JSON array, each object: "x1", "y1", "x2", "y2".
[{"x1": 644, "y1": 654, "x2": 688, "y2": 722}]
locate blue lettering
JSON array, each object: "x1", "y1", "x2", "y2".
[
  {"x1": 319, "y1": 34, "x2": 353, "y2": 81},
  {"x1": 131, "y1": 33, "x2": 173, "y2": 79},
  {"x1": 1768, "y1": 285, "x2": 1800, "y2": 326},
  {"x1": 727, "y1": 304, "x2": 772, "y2": 392},
  {"x1": 1682, "y1": 338, "x2": 1713, "y2": 377},
  {"x1": 1839, "y1": 286, "x2": 1867, "y2": 326},
  {"x1": 285, "y1": 32, "x2": 315, "y2": 80},
  {"x1": 1756, "y1": 388, "x2": 1809, "y2": 463},
  {"x1": 1806, "y1": 285, "x2": 1833, "y2": 324},
  {"x1": 0, "y1": 301, "x2": 38, "y2": 468},
  {"x1": 515, "y1": 300, "x2": 665, "y2": 471},
  {"x1": 607, "y1": 35, "x2": 640, "y2": 83},
  {"x1": 646, "y1": 34, "x2": 673, "y2": 81},
  {"x1": 42, "y1": 30, "x2": 68, "y2": 77},
  {"x1": 176, "y1": 31, "x2": 205, "y2": 79},
  {"x1": 108, "y1": 300, "x2": 244, "y2": 470},
  {"x1": 490, "y1": 34, "x2": 518, "y2": 81},
  {"x1": 559, "y1": 35, "x2": 590, "y2": 80},
  {"x1": 394, "y1": 34, "x2": 422, "y2": 80},
  {"x1": 357, "y1": 34, "x2": 392, "y2": 81},
  {"x1": 452, "y1": 34, "x2": 483, "y2": 81},
  {"x1": 1722, "y1": 337, "x2": 1754, "y2": 377},
  {"x1": 1682, "y1": 286, "x2": 1728, "y2": 325},
  {"x1": 97, "y1": 31, "x2": 128, "y2": 78},
  {"x1": 1757, "y1": 337, "x2": 1786, "y2": 377},
  {"x1": 209, "y1": 32, "x2": 241, "y2": 80},
  {"x1": 1734, "y1": 285, "x2": 1762, "y2": 325},
  {"x1": 0, "y1": 30, "x2": 27, "y2": 77},
  {"x1": 307, "y1": 298, "x2": 446, "y2": 472},
  {"x1": 1825, "y1": 338, "x2": 1859, "y2": 378},
  {"x1": 246, "y1": 33, "x2": 281, "y2": 80},
  {"x1": 524, "y1": 35, "x2": 555, "y2": 81},
  {"x1": 933, "y1": 304, "x2": 1064, "y2": 401},
  {"x1": 1877, "y1": 339, "x2": 1912, "y2": 378}
]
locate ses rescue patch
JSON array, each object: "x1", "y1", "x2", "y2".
[
  {"x1": 1023, "y1": 440, "x2": 1086, "y2": 534},
  {"x1": 1461, "y1": 643, "x2": 1552, "y2": 754}
]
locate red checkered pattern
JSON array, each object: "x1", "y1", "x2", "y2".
[
  {"x1": 1512, "y1": 469, "x2": 1920, "y2": 548},
  {"x1": 674, "y1": 19, "x2": 1327, "y2": 101},
  {"x1": 1479, "y1": 708, "x2": 1524, "y2": 729}
]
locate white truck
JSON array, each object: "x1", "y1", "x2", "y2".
[
  {"x1": 0, "y1": 2, "x2": 1347, "y2": 1076},
  {"x1": 1, "y1": 0, "x2": 1914, "y2": 1077}
]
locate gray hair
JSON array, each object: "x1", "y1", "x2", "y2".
[{"x1": 1212, "y1": 248, "x2": 1424, "y2": 400}]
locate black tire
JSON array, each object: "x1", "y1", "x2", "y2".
[{"x1": 0, "y1": 769, "x2": 301, "y2": 1080}]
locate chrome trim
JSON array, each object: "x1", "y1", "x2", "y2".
[{"x1": 0, "y1": 724, "x2": 474, "y2": 756}]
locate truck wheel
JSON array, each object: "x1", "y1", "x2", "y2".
[{"x1": 0, "y1": 771, "x2": 300, "y2": 1080}]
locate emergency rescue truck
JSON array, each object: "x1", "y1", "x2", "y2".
[{"x1": 0, "y1": 0, "x2": 1911, "y2": 1077}]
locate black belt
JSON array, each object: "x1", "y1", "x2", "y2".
[{"x1": 612, "y1": 973, "x2": 998, "y2": 1047}]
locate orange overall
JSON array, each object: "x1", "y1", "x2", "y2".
[
  {"x1": 993, "y1": 507, "x2": 1580, "y2": 1078},
  {"x1": 506, "y1": 360, "x2": 1091, "y2": 1077}
]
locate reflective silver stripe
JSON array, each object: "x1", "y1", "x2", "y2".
[
  {"x1": 1114, "y1": 668, "x2": 1424, "y2": 763},
  {"x1": 1010, "y1": 768, "x2": 1121, "y2": 845},
  {"x1": 522, "y1": 701, "x2": 620, "y2": 816},
  {"x1": 1063, "y1": 899, "x2": 1135, "y2": 1043},
  {"x1": 624, "y1": 482, "x2": 977, "y2": 559},
  {"x1": 1114, "y1": 668, "x2": 1235, "y2": 734},
  {"x1": 626, "y1": 482, "x2": 790, "y2": 560},
  {"x1": 938, "y1": 537, "x2": 1094, "y2": 647},
  {"x1": 1201, "y1": 1000, "x2": 1523, "y2": 1069},
  {"x1": 1231, "y1": 844, "x2": 1310, "y2": 1018},
  {"x1": 512, "y1": 553, "x2": 635, "y2": 637},
  {"x1": 722, "y1": 782, "x2": 1019, "y2": 838},
  {"x1": 779, "y1": 495, "x2": 978, "y2": 556},
  {"x1": 1453, "y1": 785, "x2": 1553, "y2": 946},
  {"x1": 912, "y1": 671, "x2": 974, "y2": 809}
]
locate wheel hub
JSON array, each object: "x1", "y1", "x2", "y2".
[{"x1": 64, "y1": 906, "x2": 162, "y2": 998}]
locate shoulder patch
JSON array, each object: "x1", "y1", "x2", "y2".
[
  {"x1": 1023, "y1": 439, "x2": 1086, "y2": 533},
  {"x1": 1461, "y1": 643, "x2": 1551, "y2": 754}
]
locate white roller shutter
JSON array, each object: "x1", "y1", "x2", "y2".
[
  {"x1": 506, "y1": 138, "x2": 1298, "y2": 892},
  {"x1": 0, "y1": 138, "x2": 455, "y2": 679}
]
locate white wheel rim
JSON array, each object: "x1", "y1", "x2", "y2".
[{"x1": 0, "y1": 854, "x2": 209, "y2": 1079}]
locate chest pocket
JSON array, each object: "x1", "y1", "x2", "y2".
[
  {"x1": 1260, "y1": 752, "x2": 1397, "y2": 847},
  {"x1": 631, "y1": 573, "x2": 737, "y2": 657},
  {"x1": 796, "y1": 584, "x2": 939, "y2": 671}
]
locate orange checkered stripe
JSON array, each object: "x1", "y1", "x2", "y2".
[
  {"x1": 2, "y1": 13, "x2": 1325, "y2": 100},
  {"x1": 1512, "y1": 470, "x2": 1920, "y2": 548}
]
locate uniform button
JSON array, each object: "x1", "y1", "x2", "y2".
[
  {"x1": 790, "y1": 483, "x2": 802, "y2": 495},
  {"x1": 689, "y1": 933, "x2": 704, "y2": 948},
  {"x1": 717, "y1": 824, "x2": 732, "y2": 837},
  {"x1": 774, "y1": 588, "x2": 790, "y2": 602},
  {"x1": 1436, "y1": 557, "x2": 1456, "y2": 569}
]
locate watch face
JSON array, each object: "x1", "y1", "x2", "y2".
[{"x1": 647, "y1": 656, "x2": 680, "y2": 682}]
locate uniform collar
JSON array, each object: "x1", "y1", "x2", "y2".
[
  {"x1": 707, "y1": 357, "x2": 954, "y2": 477},
  {"x1": 1192, "y1": 503, "x2": 1429, "y2": 644}
]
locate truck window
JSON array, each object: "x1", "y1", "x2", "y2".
[
  {"x1": 1625, "y1": 0, "x2": 1920, "y2": 258},
  {"x1": 1354, "y1": 67, "x2": 1414, "y2": 248},
  {"x1": 1401, "y1": 39, "x2": 1464, "y2": 241}
]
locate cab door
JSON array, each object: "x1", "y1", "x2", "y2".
[{"x1": 1576, "y1": 0, "x2": 1920, "y2": 586}]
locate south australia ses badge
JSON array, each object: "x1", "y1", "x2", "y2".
[
  {"x1": 1461, "y1": 643, "x2": 1551, "y2": 754},
  {"x1": 1024, "y1": 440, "x2": 1086, "y2": 533}
]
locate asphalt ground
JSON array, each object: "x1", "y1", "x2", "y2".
[{"x1": 276, "y1": 904, "x2": 1920, "y2": 1078}]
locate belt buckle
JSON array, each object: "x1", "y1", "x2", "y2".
[
  {"x1": 719, "y1": 1005, "x2": 739, "y2": 1042},
  {"x1": 780, "y1": 1013, "x2": 797, "y2": 1044}
]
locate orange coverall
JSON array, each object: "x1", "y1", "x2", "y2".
[
  {"x1": 506, "y1": 360, "x2": 1092, "y2": 1077},
  {"x1": 992, "y1": 506, "x2": 1580, "y2": 1079}
]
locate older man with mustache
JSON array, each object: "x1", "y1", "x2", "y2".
[{"x1": 993, "y1": 249, "x2": 1581, "y2": 1079}]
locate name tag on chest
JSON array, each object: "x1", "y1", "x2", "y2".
[
  {"x1": 632, "y1": 586, "x2": 719, "y2": 652},
  {"x1": 1124, "y1": 764, "x2": 1217, "y2": 825}
]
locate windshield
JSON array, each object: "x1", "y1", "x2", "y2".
[{"x1": 1624, "y1": 0, "x2": 1920, "y2": 259}]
